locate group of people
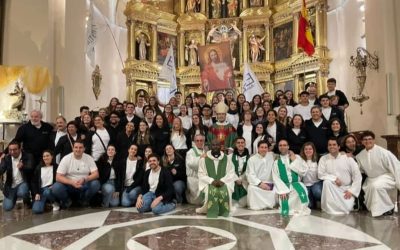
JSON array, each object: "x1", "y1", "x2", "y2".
[{"x1": 0, "y1": 78, "x2": 399, "y2": 219}]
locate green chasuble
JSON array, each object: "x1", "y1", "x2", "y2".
[
  {"x1": 277, "y1": 158, "x2": 308, "y2": 216},
  {"x1": 231, "y1": 154, "x2": 249, "y2": 201},
  {"x1": 205, "y1": 155, "x2": 230, "y2": 218}
]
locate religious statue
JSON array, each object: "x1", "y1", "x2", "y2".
[
  {"x1": 185, "y1": 39, "x2": 199, "y2": 66},
  {"x1": 211, "y1": 0, "x2": 221, "y2": 18},
  {"x1": 207, "y1": 22, "x2": 242, "y2": 68},
  {"x1": 249, "y1": 34, "x2": 266, "y2": 63},
  {"x1": 186, "y1": 0, "x2": 201, "y2": 13},
  {"x1": 137, "y1": 33, "x2": 150, "y2": 60},
  {"x1": 8, "y1": 81, "x2": 25, "y2": 111},
  {"x1": 91, "y1": 64, "x2": 102, "y2": 100},
  {"x1": 227, "y1": 0, "x2": 238, "y2": 17}
]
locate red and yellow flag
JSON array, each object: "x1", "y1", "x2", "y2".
[{"x1": 298, "y1": 0, "x2": 315, "y2": 56}]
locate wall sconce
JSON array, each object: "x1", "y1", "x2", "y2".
[{"x1": 349, "y1": 47, "x2": 379, "y2": 114}]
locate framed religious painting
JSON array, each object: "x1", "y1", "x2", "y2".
[
  {"x1": 273, "y1": 21, "x2": 293, "y2": 62},
  {"x1": 157, "y1": 32, "x2": 177, "y2": 65},
  {"x1": 198, "y1": 42, "x2": 235, "y2": 92},
  {"x1": 249, "y1": 0, "x2": 263, "y2": 8}
]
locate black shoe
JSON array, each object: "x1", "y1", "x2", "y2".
[{"x1": 382, "y1": 209, "x2": 394, "y2": 216}]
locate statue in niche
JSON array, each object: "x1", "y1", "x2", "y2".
[
  {"x1": 211, "y1": 0, "x2": 221, "y2": 18},
  {"x1": 137, "y1": 33, "x2": 150, "y2": 60},
  {"x1": 91, "y1": 65, "x2": 102, "y2": 100},
  {"x1": 227, "y1": 0, "x2": 238, "y2": 17},
  {"x1": 207, "y1": 22, "x2": 242, "y2": 68},
  {"x1": 186, "y1": 0, "x2": 201, "y2": 12},
  {"x1": 249, "y1": 34, "x2": 266, "y2": 63},
  {"x1": 185, "y1": 39, "x2": 199, "y2": 66},
  {"x1": 9, "y1": 81, "x2": 25, "y2": 111}
]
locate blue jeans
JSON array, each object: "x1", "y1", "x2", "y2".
[
  {"x1": 137, "y1": 191, "x2": 176, "y2": 215},
  {"x1": 173, "y1": 180, "x2": 186, "y2": 204},
  {"x1": 101, "y1": 180, "x2": 119, "y2": 207},
  {"x1": 121, "y1": 186, "x2": 142, "y2": 207},
  {"x1": 52, "y1": 180, "x2": 100, "y2": 208},
  {"x1": 3, "y1": 182, "x2": 30, "y2": 211},
  {"x1": 32, "y1": 186, "x2": 55, "y2": 214},
  {"x1": 307, "y1": 181, "x2": 323, "y2": 209}
]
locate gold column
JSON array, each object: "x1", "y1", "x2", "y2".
[
  {"x1": 243, "y1": 0, "x2": 248, "y2": 9},
  {"x1": 242, "y1": 25, "x2": 248, "y2": 63},
  {"x1": 178, "y1": 31, "x2": 185, "y2": 67},
  {"x1": 266, "y1": 80, "x2": 274, "y2": 94},
  {"x1": 317, "y1": 71, "x2": 327, "y2": 95},
  {"x1": 264, "y1": 23, "x2": 270, "y2": 62},
  {"x1": 151, "y1": 24, "x2": 158, "y2": 63},
  {"x1": 201, "y1": 0, "x2": 206, "y2": 14},
  {"x1": 127, "y1": 20, "x2": 135, "y2": 60},
  {"x1": 201, "y1": 29, "x2": 206, "y2": 45},
  {"x1": 293, "y1": 74, "x2": 300, "y2": 102},
  {"x1": 293, "y1": 12, "x2": 300, "y2": 54},
  {"x1": 316, "y1": 1, "x2": 328, "y2": 49},
  {"x1": 180, "y1": 0, "x2": 185, "y2": 13},
  {"x1": 126, "y1": 72, "x2": 136, "y2": 102}
]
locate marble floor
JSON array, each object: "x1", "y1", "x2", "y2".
[{"x1": 0, "y1": 204, "x2": 399, "y2": 250}]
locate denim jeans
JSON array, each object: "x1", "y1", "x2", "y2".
[
  {"x1": 101, "y1": 180, "x2": 119, "y2": 207},
  {"x1": 3, "y1": 182, "x2": 30, "y2": 211},
  {"x1": 307, "y1": 181, "x2": 323, "y2": 209},
  {"x1": 32, "y1": 186, "x2": 55, "y2": 214},
  {"x1": 121, "y1": 186, "x2": 142, "y2": 207},
  {"x1": 173, "y1": 180, "x2": 186, "y2": 204},
  {"x1": 51, "y1": 180, "x2": 100, "y2": 208},
  {"x1": 137, "y1": 191, "x2": 176, "y2": 215}
]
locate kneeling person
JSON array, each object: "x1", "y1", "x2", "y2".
[
  {"x1": 136, "y1": 154, "x2": 176, "y2": 215},
  {"x1": 52, "y1": 140, "x2": 100, "y2": 208},
  {"x1": 197, "y1": 139, "x2": 238, "y2": 218},
  {"x1": 246, "y1": 140, "x2": 277, "y2": 210},
  {"x1": 318, "y1": 138, "x2": 361, "y2": 214}
]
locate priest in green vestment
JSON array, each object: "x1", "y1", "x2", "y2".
[{"x1": 196, "y1": 139, "x2": 238, "y2": 218}]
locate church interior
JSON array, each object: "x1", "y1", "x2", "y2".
[{"x1": 0, "y1": 0, "x2": 400, "y2": 249}]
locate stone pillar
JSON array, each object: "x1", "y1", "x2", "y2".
[
  {"x1": 151, "y1": 24, "x2": 158, "y2": 63},
  {"x1": 178, "y1": 31, "x2": 185, "y2": 67},
  {"x1": 242, "y1": 25, "x2": 248, "y2": 63}
]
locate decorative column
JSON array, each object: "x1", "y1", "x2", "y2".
[
  {"x1": 242, "y1": 25, "x2": 248, "y2": 63},
  {"x1": 201, "y1": 0, "x2": 206, "y2": 14},
  {"x1": 315, "y1": 1, "x2": 328, "y2": 49},
  {"x1": 151, "y1": 24, "x2": 158, "y2": 63},
  {"x1": 316, "y1": 71, "x2": 327, "y2": 95},
  {"x1": 127, "y1": 19, "x2": 135, "y2": 60},
  {"x1": 243, "y1": 0, "x2": 248, "y2": 9},
  {"x1": 264, "y1": 23, "x2": 270, "y2": 62},
  {"x1": 293, "y1": 74, "x2": 300, "y2": 102},
  {"x1": 178, "y1": 31, "x2": 186, "y2": 67},
  {"x1": 293, "y1": 12, "x2": 300, "y2": 54},
  {"x1": 126, "y1": 72, "x2": 136, "y2": 102},
  {"x1": 180, "y1": 0, "x2": 186, "y2": 13},
  {"x1": 201, "y1": 28, "x2": 206, "y2": 45}
]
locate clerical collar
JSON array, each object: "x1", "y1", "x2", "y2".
[{"x1": 234, "y1": 148, "x2": 249, "y2": 157}]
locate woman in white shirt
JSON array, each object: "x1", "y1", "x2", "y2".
[
  {"x1": 226, "y1": 101, "x2": 239, "y2": 129},
  {"x1": 32, "y1": 150, "x2": 58, "y2": 214},
  {"x1": 170, "y1": 117, "x2": 190, "y2": 158},
  {"x1": 236, "y1": 110, "x2": 254, "y2": 153},
  {"x1": 97, "y1": 145, "x2": 121, "y2": 208},
  {"x1": 178, "y1": 105, "x2": 192, "y2": 130},
  {"x1": 89, "y1": 116, "x2": 111, "y2": 161},
  {"x1": 120, "y1": 144, "x2": 144, "y2": 207},
  {"x1": 300, "y1": 142, "x2": 322, "y2": 209}
]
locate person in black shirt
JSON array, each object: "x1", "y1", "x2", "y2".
[
  {"x1": 150, "y1": 114, "x2": 171, "y2": 157},
  {"x1": 286, "y1": 114, "x2": 307, "y2": 154},
  {"x1": 162, "y1": 144, "x2": 186, "y2": 204},
  {"x1": 304, "y1": 106, "x2": 329, "y2": 155}
]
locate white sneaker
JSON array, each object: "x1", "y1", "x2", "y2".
[{"x1": 52, "y1": 202, "x2": 60, "y2": 211}]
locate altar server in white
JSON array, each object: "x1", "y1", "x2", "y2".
[
  {"x1": 246, "y1": 140, "x2": 277, "y2": 210},
  {"x1": 318, "y1": 138, "x2": 362, "y2": 215},
  {"x1": 356, "y1": 131, "x2": 400, "y2": 217}
]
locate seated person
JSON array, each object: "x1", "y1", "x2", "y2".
[
  {"x1": 52, "y1": 140, "x2": 100, "y2": 208},
  {"x1": 32, "y1": 150, "x2": 58, "y2": 213},
  {"x1": 318, "y1": 138, "x2": 362, "y2": 215},
  {"x1": 272, "y1": 139, "x2": 310, "y2": 216},
  {"x1": 162, "y1": 145, "x2": 186, "y2": 204},
  {"x1": 356, "y1": 131, "x2": 400, "y2": 217},
  {"x1": 0, "y1": 140, "x2": 33, "y2": 211},
  {"x1": 136, "y1": 154, "x2": 176, "y2": 215},
  {"x1": 196, "y1": 139, "x2": 238, "y2": 218},
  {"x1": 185, "y1": 134, "x2": 207, "y2": 205},
  {"x1": 246, "y1": 140, "x2": 277, "y2": 210}
]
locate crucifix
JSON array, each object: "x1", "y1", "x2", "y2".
[{"x1": 35, "y1": 96, "x2": 47, "y2": 111}]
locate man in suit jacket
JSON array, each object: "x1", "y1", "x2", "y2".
[{"x1": 0, "y1": 140, "x2": 34, "y2": 211}]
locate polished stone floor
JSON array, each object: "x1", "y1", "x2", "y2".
[{"x1": 0, "y1": 203, "x2": 399, "y2": 250}]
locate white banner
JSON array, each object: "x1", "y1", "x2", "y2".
[
  {"x1": 86, "y1": 0, "x2": 97, "y2": 67},
  {"x1": 159, "y1": 45, "x2": 177, "y2": 98},
  {"x1": 242, "y1": 63, "x2": 264, "y2": 101}
]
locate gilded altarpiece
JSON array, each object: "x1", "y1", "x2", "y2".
[{"x1": 123, "y1": 0, "x2": 330, "y2": 102}]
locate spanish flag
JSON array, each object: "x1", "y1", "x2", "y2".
[{"x1": 298, "y1": 0, "x2": 315, "y2": 56}]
